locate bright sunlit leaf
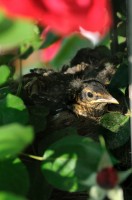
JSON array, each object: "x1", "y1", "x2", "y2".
[
  {"x1": 42, "y1": 135, "x2": 104, "y2": 192},
  {"x1": 0, "y1": 12, "x2": 38, "y2": 48},
  {"x1": 100, "y1": 112, "x2": 130, "y2": 149},
  {"x1": 0, "y1": 94, "x2": 29, "y2": 125},
  {"x1": 0, "y1": 192, "x2": 26, "y2": 200},
  {"x1": 0, "y1": 65, "x2": 10, "y2": 86},
  {"x1": 0, "y1": 123, "x2": 34, "y2": 159}
]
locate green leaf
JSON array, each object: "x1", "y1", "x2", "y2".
[
  {"x1": 100, "y1": 113, "x2": 129, "y2": 133},
  {"x1": 0, "y1": 13, "x2": 38, "y2": 48},
  {"x1": 40, "y1": 31, "x2": 60, "y2": 49},
  {"x1": 0, "y1": 158, "x2": 29, "y2": 195},
  {"x1": 118, "y1": 168, "x2": 132, "y2": 184},
  {"x1": 117, "y1": 21, "x2": 126, "y2": 37},
  {"x1": 20, "y1": 28, "x2": 58, "y2": 60},
  {"x1": 20, "y1": 30, "x2": 41, "y2": 59},
  {"x1": 0, "y1": 123, "x2": 34, "y2": 159},
  {"x1": 110, "y1": 62, "x2": 128, "y2": 93},
  {"x1": 20, "y1": 46, "x2": 34, "y2": 59},
  {"x1": 100, "y1": 34, "x2": 111, "y2": 48},
  {"x1": 0, "y1": 192, "x2": 26, "y2": 200},
  {"x1": 100, "y1": 113, "x2": 130, "y2": 149},
  {"x1": 42, "y1": 135, "x2": 103, "y2": 192},
  {"x1": 0, "y1": 93, "x2": 29, "y2": 125},
  {"x1": 79, "y1": 173, "x2": 97, "y2": 188},
  {"x1": 6, "y1": 93, "x2": 26, "y2": 110},
  {"x1": 0, "y1": 65, "x2": 10, "y2": 86},
  {"x1": 50, "y1": 34, "x2": 93, "y2": 70}
]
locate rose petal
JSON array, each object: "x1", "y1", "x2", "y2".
[
  {"x1": 0, "y1": 0, "x2": 113, "y2": 38},
  {"x1": 79, "y1": 26, "x2": 101, "y2": 46}
]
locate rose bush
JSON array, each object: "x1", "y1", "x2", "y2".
[{"x1": 0, "y1": 0, "x2": 112, "y2": 43}]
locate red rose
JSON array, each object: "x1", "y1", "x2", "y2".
[
  {"x1": 96, "y1": 167, "x2": 118, "y2": 189},
  {"x1": 0, "y1": 0, "x2": 112, "y2": 43}
]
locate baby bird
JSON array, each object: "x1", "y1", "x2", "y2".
[
  {"x1": 22, "y1": 69, "x2": 118, "y2": 118},
  {"x1": 68, "y1": 79, "x2": 118, "y2": 117},
  {"x1": 22, "y1": 67, "x2": 119, "y2": 138},
  {"x1": 44, "y1": 78, "x2": 118, "y2": 138},
  {"x1": 42, "y1": 78, "x2": 118, "y2": 137}
]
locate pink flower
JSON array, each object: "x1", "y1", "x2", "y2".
[{"x1": 0, "y1": 0, "x2": 113, "y2": 44}]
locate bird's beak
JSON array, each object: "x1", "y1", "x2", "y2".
[{"x1": 92, "y1": 95, "x2": 119, "y2": 104}]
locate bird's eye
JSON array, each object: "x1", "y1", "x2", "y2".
[{"x1": 87, "y1": 92, "x2": 93, "y2": 98}]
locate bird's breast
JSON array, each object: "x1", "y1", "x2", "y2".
[{"x1": 72, "y1": 102, "x2": 107, "y2": 117}]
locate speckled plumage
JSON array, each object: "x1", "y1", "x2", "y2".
[
  {"x1": 20, "y1": 47, "x2": 121, "y2": 140},
  {"x1": 22, "y1": 67, "x2": 118, "y2": 120}
]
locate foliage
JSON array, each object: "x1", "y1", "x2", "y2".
[{"x1": 0, "y1": 1, "x2": 130, "y2": 200}]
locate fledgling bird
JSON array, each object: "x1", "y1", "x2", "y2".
[
  {"x1": 22, "y1": 69, "x2": 118, "y2": 118},
  {"x1": 67, "y1": 78, "x2": 118, "y2": 117},
  {"x1": 42, "y1": 77, "x2": 119, "y2": 137},
  {"x1": 22, "y1": 71, "x2": 118, "y2": 137},
  {"x1": 21, "y1": 46, "x2": 119, "y2": 137}
]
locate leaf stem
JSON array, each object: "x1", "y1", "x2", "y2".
[{"x1": 21, "y1": 153, "x2": 44, "y2": 161}]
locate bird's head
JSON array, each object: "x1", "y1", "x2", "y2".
[
  {"x1": 70, "y1": 79, "x2": 118, "y2": 117},
  {"x1": 77, "y1": 79, "x2": 118, "y2": 105}
]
